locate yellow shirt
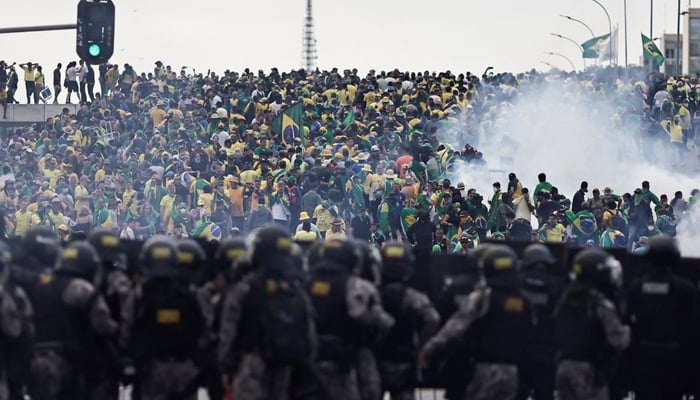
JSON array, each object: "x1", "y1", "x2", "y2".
[
  {"x1": 43, "y1": 168, "x2": 61, "y2": 189},
  {"x1": 74, "y1": 185, "x2": 90, "y2": 211},
  {"x1": 150, "y1": 107, "x2": 167, "y2": 127},
  {"x1": 199, "y1": 193, "x2": 213, "y2": 216},
  {"x1": 313, "y1": 204, "x2": 334, "y2": 233},
  {"x1": 35, "y1": 71, "x2": 45, "y2": 86},
  {"x1": 14, "y1": 210, "x2": 38, "y2": 236},
  {"x1": 228, "y1": 187, "x2": 244, "y2": 217},
  {"x1": 48, "y1": 211, "x2": 64, "y2": 229},
  {"x1": 661, "y1": 120, "x2": 684, "y2": 143},
  {"x1": 21, "y1": 66, "x2": 35, "y2": 82},
  {"x1": 121, "y1": 189, "x2": 136, "y2": 213},
  {"x1": 543, "y1": 224, "x2": 566, "y2": 243},
  {"x1": 160, "y1": 194, "x2": 176, "y2": 233}
]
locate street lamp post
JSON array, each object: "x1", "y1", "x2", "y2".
[
  {"x1": 677, "y1": 2, "x2": 685, "y2": 76},
  {"x1": 551, "y1": 33, "x2": 584, "y2": 68},
  {"x1": 591, "y1": 0, "x2": 613, "y2": 67},
  {"x1": 560, "y1": 14, "x2": 596, "y2": 38},
  {"x1": 546, "y1": 52, "x2": 577, "y2": 71}
]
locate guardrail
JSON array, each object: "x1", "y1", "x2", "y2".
[{"x1": 0, "y1": 104, "x2": 80, "y2": 124}]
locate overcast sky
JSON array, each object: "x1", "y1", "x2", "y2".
[{"x1": 0, "y1": 0, "x2": 693, "y2": 76}]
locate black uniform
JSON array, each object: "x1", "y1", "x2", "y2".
[
  {"x1": 627, "y1": 267, "x2": 698, "y2": 399},
  {"x1": 519, "y1": 268, "x2": 562, "y2": 400}
]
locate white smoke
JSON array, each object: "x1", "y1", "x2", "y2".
[{"x1": 438, "y1": 73, "x2": 700, "y2": 256}]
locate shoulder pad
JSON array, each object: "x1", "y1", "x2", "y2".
[{"x1": 63, "y1": 279, "x2": 96, "y2": 307}]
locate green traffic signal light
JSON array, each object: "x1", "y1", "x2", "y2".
[{"x1": 88, "y1": 43, "x2": 101, "y2": 57}]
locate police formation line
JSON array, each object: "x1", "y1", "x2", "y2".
[{"x1": 0, "y1": 225, "x2": 696, "y2": 400}]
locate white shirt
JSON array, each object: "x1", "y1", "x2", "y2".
[
  {"x1": 120, "y1": 226, "x2": 135, "y2": 239},
  {"x1": 66, "y1": 67, "x2": 77, "y2": 82},
  {"x1": 77, "y1": 64, "x2": 87, "y2": 81},
  {"x1": 512, "y1": 195, "x2": 533, "y2": 222}
]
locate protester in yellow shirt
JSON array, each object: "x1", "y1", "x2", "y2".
[
  {"x1": 538, "y1": 214, "x2": 567, "y2": 243},
  {"x1": 159, "y1": 184, "x2": 177, "y2": 231},
  {"x1": 13, "y1": 198, "x2": 39, "y2": 237}
]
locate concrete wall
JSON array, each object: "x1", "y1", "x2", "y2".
[{"x1": 0, "y1": 104, "x2": 80, "y2": 124}]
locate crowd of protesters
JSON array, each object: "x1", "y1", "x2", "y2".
[{"x1": 0, "y1": 59, "x2": 697, "y2": 252}]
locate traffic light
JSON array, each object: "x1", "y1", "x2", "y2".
[{"x1": 76, "y1": 0, "x2": 114, "y2": 64}]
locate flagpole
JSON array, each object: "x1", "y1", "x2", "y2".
[
  {"x1": 624, "y1": 0, "x2": 629, "y2": 69},
  {"x1": 650, "y1": 0, "x2": 654, "y2": 72},
  {"x1": 591, "y1": 0, "x2": 613, "y2": 67},
  {"x1": 677, "y1": 0, "x2": 682, "y2": 75}
]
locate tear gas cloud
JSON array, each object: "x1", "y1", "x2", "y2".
[{"x1": 438, "y1": 75, "x2": 700, "y2": 256}]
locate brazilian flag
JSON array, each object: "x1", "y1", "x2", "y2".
[
  {"x1": 400, "y1": 207, "x2": 417, "y2": 236},
  {"x1": 600, "y1": 229, "x2": 627, "y2": 249},
  {"x1": 192, "y1": 221, "x2": 222, "y2": 242},
  {"x1": 271, "y1": 103, "x2": 304, "y2": 145},
  {"x1": 642, "y1": 33, "x2": 665, "y2": 66}
]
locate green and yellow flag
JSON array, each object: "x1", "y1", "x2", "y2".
[
  {"x1": 271, "y1": 103, "x2": 304, "y2": 145},
  {"x1": 642, "y1": 33, "x2": 665, "y2": 66}
]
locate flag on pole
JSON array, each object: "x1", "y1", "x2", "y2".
[
  {"x1": 598, "y1": 27, "x2": 618, "y2": 62},
  {"x1": 581, "y1": 33, "x2": 611, "y2": 59},
  {"x1": 642, "y1": 33, "x2": 665, "y2": 66},
  {"x1": 340, "y1": 110, "x2": 356, "y2": 129},
  {"x1": 271, "y1": 103, "x2": 304, "y2": 145}
]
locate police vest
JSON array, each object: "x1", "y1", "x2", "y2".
[
  {"x1": 469, "y1": 287, "x2": 532, "y2": 364},
  {"x1": 554, "y1": 287, "x2": 606, "y2": 361},
  {"x1": 308, "y1": 261, "x2": 358, "y2": 362},
  {"x1": 31, "y1": 273, "x2": 95, "y2": 357},
  {"x1": 132, "y1": 278, "x2": 203, "y2": 361},
  {"x1": 630, "y1": 271, "x2": 693, "y2": 349}
]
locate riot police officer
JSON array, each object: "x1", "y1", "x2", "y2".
[
  {"x1": 306, "y1": 238, "x2": 394, "y2": 400},
  {"x1": 353, "y1": 239, "x2": 384, "y2": 400},
  {"x1": 12, "y1": 226, "x2": 61, "y2": 290},
  {"x1": 421, "y1": 244, "x2": 534, "y2": 400},
  {"x1": 553, "y1": 248, "x2": 630, "y2": 400},
  {"x1": 626, "y1": 236, "x2": 698, "y2": 399},
  {"x1": 376, "y1": 241, "x2": 440, "y2": 400},
  {"x1": 29, "y1": 241, "x2": 118, "y2": 400},
  {"x1": 217, "y1": 226, "x2": 316, "y2": 400},
  {"x1": 126, "y1": 235, "x2": 206, "y2": 400},
  {"x1": 86, "y1": 229, "x2": 133, "y2": 398},
  {"x1": 0, "y1": 241, "x2": 33, "y2": 400},
  {"x1": 177, "y1": 238, "x2": 224, "y2": 400},
  {"x1": 519, "y1": 244, "x2": 562, "y2": 400}
]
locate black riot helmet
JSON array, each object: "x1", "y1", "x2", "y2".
[
  {"x1": 307, "y1": 238, "x2": 362, "y2": 274},
  {"x1": 245, "y1": 226, "x2": 295, "y2": 272},
  {"x1": 139, "y1": 235, "x2": 179, "y2": 278},
  {"x1": 56, "y1": 241, "x2": 101, "y2": 281},
  {"x1": 176, "y1": 239, "x2": 207, "y2": 283},
  {"x1": 354, "y1": 240, "x2": 382, "y2": 285},
  {"x1": 522, "y1": 243, "x2": 556, "y2": 270},
  {"x1": 570, "y1": 248, "x2": 622, "y2": 291},
  {"x1": 87, "y1": 229, "x2": 127, "y2": 271},
  {"x1": 645, "y1": 235, "x2": 680, "y2": 267},
  {"x1": 380, "y1": 241, "x2": 415, "y2": 283},
  {"x1": 23, "y1": 227, "x2": 61, "y2": 268},
  {"x1": 478, "y1": 244, "x2": 520, "y2": 287},
  {"x1": 214, "y1": 237, "x2": 247, "y2": 270}
]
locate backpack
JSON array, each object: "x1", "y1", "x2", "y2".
[
  {"x1": 610, "y1": 211, "x2": 627, "y2": 233},
  {"x1": 258, "y1": 270, "x2": 312, "y2": 364}
]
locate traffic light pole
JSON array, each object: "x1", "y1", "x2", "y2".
[{"x1": 0, "y1": 24, "x2": 76, "y2": 34}]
